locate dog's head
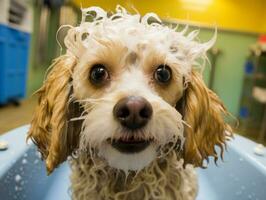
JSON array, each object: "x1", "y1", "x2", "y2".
[{"x1": 28, "y1": 6, "x2": 232, "y2": 174}]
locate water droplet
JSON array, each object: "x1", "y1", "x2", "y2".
[
  {"x1": 239, "y1": 157, "x2": 244, "y2": 162},
  {"x1": 72, "y1": 150, "x2": 79, "y2": 159},
  {"x1": 22, "y1": 159, "x2": 27, "y2": 164},
  {"x1": 35, "y1": 151, "x2": 42, "y2": 158},
  {"x1": 253, "y1": 144, "x2": 265, "y2": 156},
  {"x1": 241, "y1": 186, "x2": 246, "y2": 190},
  {"x1": 15, "y1": 174, "x2": 22, "y2": 182}
]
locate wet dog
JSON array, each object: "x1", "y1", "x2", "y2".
[{"x1": 28, "y1": 6, "x2": 232, "y2": 200}]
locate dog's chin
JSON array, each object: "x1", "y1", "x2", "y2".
[{"x1": 98, "y1": 141, "x2": 157, "y2": 172}]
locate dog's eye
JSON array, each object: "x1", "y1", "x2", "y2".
[
  {"x1": 154, "y1": 65, "x2": 172, "y2": 84},
  {"x1": 89, "y1": 64, "x2": 109, "y2": 85}
]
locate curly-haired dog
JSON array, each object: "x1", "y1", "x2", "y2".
[{"x1": 28, "y1": 6, "x2": 232, "y2": 200}]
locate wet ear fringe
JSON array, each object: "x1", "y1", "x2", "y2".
[
  {"x1": 28, "y1": 55, "x2": 77, "y2": 174},
  {"x1": 182, "y1": 71, "x2": 233, "y2": 167}
]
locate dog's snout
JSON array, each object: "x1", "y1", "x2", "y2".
[{"x1": 113, "y1": 96, "x2": 153, "y2": 130}]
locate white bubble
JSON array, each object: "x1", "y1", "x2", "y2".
[
  {"x1": 35, "y1": 151, "x2": 42, "y2": 158},
  {"x1": 15, "y1": 175, "x2": 22, "y2": 182},
  {"x1": 254, "y1": 144, "x2": 265, "y2": 156},
  {"x1": 22, "y1": 159, "x2": 27, "y2": 164},
  {"x1": 0, "y1": 140, "x2": 8, "y2": 150}
]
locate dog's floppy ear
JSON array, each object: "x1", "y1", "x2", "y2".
[
  {"x1": 28, "y1": 55, "x2": 83, "y2": 174},
  {"x1": 180, "y1": 70, "x2": 232, "y2": 167}
]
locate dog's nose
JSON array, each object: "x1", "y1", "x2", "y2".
[{"x1": 113, "y1": 96, "x2": 153, "y2": 130}]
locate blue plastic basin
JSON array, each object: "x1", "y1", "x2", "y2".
[{"x1": 0, "y1": 125, "x2": 266, "y2": 200}]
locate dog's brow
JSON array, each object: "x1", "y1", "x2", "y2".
[{"x1": 126, "y1": 51, "x2": 138, "y2": 65}]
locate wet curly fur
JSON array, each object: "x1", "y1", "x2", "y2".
[{"x1": 28, "y1": 6, "x2": 232, "y2": 200}]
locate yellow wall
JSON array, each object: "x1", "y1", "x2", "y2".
[{"x1": 73, "y1": 0, "x2": 266, "y2": 33}]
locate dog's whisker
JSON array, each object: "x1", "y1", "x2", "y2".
[
  {"x1": 76, "y1": 99, "x2": 102, "y2": 104},
  {"x1": 79, "y1": 109, "x2": 88, "y2": 117},
  {"x1": 68, "y1": 93, "x2": 76, "y2": 102},
  {"x1": 69, "y1": 115, "x2": 87, "y2": 121},
  {"x1": 77, "y1": 97, "x2": 113, "y2": 106},
  {"x1": 181, "y1": 120, "x2": 191, "y2": 128}
]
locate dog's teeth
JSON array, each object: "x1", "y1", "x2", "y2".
[{"x1": 125, "y1": 135, "x2": 129, "y2": 141}]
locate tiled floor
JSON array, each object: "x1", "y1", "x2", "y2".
[{"x1": 0, "y1": 97, "x2": 38, "y2": 134}]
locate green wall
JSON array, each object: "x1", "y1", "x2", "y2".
[
  {"x1": 199, "y1": 29, "x2": 257, "y2": 116},
  {"x1": 27, "y1": 67, "x2": 46, "y2": 96},
  {"x1": 26, "y1": 4, "x2": 61, "y2": 97},
  {"x1": 27, "y1": 27, "x2": 258, "y2": 116}
]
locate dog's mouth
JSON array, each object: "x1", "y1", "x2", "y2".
[{"x1": 108, "y1": 136, "x2": 152, "y2": 153}]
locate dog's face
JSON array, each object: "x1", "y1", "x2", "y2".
[
  {"x1": 73, "y1": 37, "x2": 185, "y2": 171},
  {"x1": 28, "y1": 6, "x2": 232, "y2": 174}
]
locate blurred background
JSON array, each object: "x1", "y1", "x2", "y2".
[{"x1": 0, "y1": 0, "x2": 266, "y2": 146}]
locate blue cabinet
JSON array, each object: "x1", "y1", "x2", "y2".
[{"x1": 0, "y1": 24, "x2": 31, "y2": 104}]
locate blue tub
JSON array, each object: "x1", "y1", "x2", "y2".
[{"x1": 0, "y1": 125, "x2": 266, "y2": 200}]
